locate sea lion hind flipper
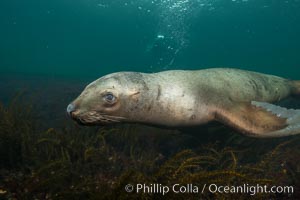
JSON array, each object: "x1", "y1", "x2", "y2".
[
  {"x1": 215, "y1": 101, "x2": 300, "y2": 138},
  {"x1": 251, "y1": 101, "x2": 300, "y2": 137}
]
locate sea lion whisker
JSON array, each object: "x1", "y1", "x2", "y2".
[
  {"x1": 100, "y1": 115, "x2": 126, "y2": 119},
  {"x1": 79, "y1": 112, "x2": 125, "y2": 124}
]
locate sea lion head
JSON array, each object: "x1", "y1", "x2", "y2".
[{"x1": 67, "y1": 72, "x2": 146, "y2": 125}]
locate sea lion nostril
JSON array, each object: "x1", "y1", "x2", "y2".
[{"x1": 67, "y1": 103, "x2": 76, "y2": 117}]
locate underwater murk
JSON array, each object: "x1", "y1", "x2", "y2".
[{"x1": 0, "y1": 0, "x2": 300, "y2": 199}]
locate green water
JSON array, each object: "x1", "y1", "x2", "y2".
[{"x1": 1, "y1": 0, "x2": 300, "y2": 79}]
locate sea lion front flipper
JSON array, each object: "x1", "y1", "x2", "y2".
[{"x1": 215, "y1": 101, "x2": 300, "y2": 138}]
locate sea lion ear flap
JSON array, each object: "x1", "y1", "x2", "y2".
[
  {"x1": 128, "y1": 90, "x2": 140, "y2": 101},
  {"x1": 214, "y1": 101, "x2": 289, "y2": 137}
]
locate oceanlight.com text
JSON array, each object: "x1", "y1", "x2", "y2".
[{"x1": 124, "y1": 183, "x2": 294, "y2": 196}]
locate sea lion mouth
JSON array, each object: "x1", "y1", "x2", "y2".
[{"x1": 71, "y1": 111, "x2": 126, "y2": 126}]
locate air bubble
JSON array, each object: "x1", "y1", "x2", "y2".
[{"x1": 157, "y1": 35, "x2": 165, "y2": 39}]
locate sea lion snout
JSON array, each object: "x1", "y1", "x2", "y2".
[{"x1": 66, "y1": 103, "x2": 76, "y2": 117}]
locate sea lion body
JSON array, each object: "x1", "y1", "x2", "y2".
[
  {"x1": 135, "y1": 69, "x2": 292, "y2": 126},
  {"x1": 67, "y1": 68, "x2": 300, "y2": 138}
]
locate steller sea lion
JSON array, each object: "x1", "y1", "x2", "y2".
[{"x1": 67, "y1": 68, "x2": 300, "y2": 138}]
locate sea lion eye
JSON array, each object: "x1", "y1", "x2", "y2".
[{"x1": 104, "y1": 92, "x2": 116, "y2": 103}]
